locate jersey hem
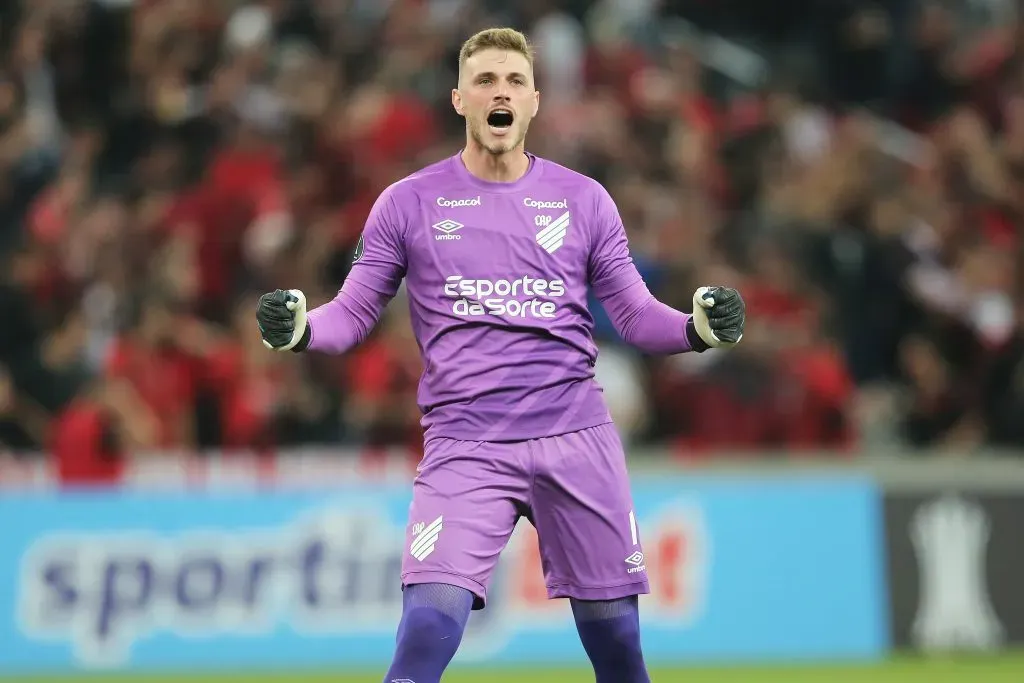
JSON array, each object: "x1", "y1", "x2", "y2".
[{"x1": 423, "y1": 414, "x2": 614, "y2": 444}]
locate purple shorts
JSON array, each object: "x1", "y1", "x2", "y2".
[{"x1": 400, "y1": 423, "x2": 649, "y2": 609}]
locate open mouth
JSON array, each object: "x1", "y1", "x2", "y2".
[{"x1": 487, "y1": 108, "x2": 514, "y2": 134}]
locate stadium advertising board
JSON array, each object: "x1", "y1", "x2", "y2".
[
  {"x1": 884, "y1": 491, "x2": 1024, "y2": 652},
  {"x1": 0, "y1": 475, "x2": 887, "y2": 674}
]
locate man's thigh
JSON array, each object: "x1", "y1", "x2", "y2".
[
  {"x1": 529, "y1": 423, "x2": 650, "y2": 600},
  {"x1": 401, "y1": 437, "x2": 530, "y2": 609}
]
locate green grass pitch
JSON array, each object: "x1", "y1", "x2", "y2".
[{"x1": 11, "y1": 654, "x2": 1024, "y2": 683}]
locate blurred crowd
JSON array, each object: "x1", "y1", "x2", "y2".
[{"x1": 0, "y1": 0, "x2": 1022, "y2": 480}]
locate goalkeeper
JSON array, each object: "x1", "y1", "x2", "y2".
[{"x1": 256, "y1": 26, "x2": 744, "y2": 683}]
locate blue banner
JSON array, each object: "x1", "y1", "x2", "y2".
[{"x1": 0, "y1": 475, "x2": 889, "y2": 674}]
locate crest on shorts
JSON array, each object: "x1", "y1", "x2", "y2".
[{"x1": 410, "y1": 516, "x2": 443, "y2": 562}]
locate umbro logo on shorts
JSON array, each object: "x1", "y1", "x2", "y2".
[
  {"x1": 625, "y1": 551, "x2": 644, "y2": 566},
  {"x1": 625, "y1": 551, "x2": 646, "y2": 574},
  {"x1": 410, "y1": 515, "x2": 443, "y2": 561}
]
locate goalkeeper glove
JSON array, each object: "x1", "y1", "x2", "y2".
[
  {"x1": 686, "y1": 286, "x2": 745, "y2": 352},
  {"x1": 256, "y1": 289, "x2": 310, "y2": 352}
]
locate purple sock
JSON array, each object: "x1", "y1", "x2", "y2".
[
  {"x1": 571, "y1": 596, "x2": 651, "y2": 683},
  {"x1": 383, "y1": 583, "x2": 474, "y2": 683}
]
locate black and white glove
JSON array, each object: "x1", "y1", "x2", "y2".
[
  {"x1": 685, "y1": 286, "x2": 745, "y2": 352},
  {"x1": 256, "y1": 289, "x2": 310, "y2": 352}
]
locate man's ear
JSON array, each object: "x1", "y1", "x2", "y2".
[{"x1": 452, "y1": 88, "x2": 465, "y2": 116}]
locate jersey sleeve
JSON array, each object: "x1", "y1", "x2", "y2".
[
  {"x1": 587, "y1": 184, "x2": 693, "y2": 354},
  {"x1": 306, "y1": 187, "x2": 408, "y2": 354},
  {"x1": 587, "y1": 185, "x2": 644, "y2": 301}
]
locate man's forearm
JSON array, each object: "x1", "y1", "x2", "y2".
[
  {"x1": 305, "y1": 277, "x2": 392, "y2": 354},
  {"x1": 600, "y1": 280, "x2": 707, "y2": 354}
]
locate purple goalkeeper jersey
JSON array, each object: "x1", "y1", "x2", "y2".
[{"x1": 306, "y1": 152, "x2": 693, "y2": 441}]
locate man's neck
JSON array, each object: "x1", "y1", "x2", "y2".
[{"x1": 461, "y1": 143, "x2": 529, "y2": 183}]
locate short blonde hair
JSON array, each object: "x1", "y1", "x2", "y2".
[{"x1": 458, "y1": 27, "x2": 535, "y2": 73}]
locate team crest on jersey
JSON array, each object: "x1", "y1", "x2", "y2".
[
  {"x1": 353, "y1": 234, "x2": 364, "y2": 263},
  {"x1": 535, "y1": 210, "x2": 570, "y2": 254}
]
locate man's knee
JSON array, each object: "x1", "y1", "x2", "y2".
[
  {"x1": 384, "y1": 583, "x2": 475, "y2": 683},
  {"x1": 595, "y1": 613, "x2": 643, "y2": 657},
  {"x1": 395, "y1": 604, "x2": 462, "y2": 656},
  {"x1": 583, "y1": 609, "x2": 642, "y2": 653}
]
